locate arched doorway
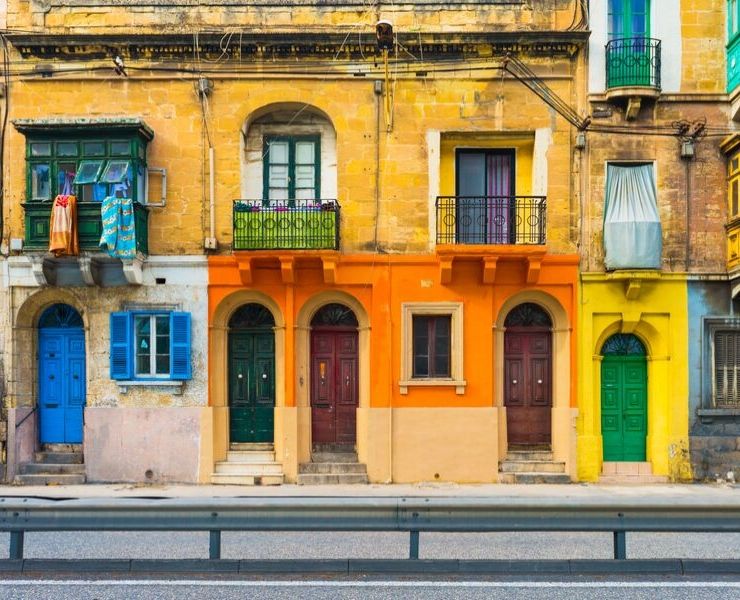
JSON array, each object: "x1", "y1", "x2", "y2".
[
  {"x1": 310, "y1": 303, "x2": 359, "y2": 447},
  {"x1": 228, "y1": 304, "x2": 276, "y2": 443},
  {"x1": 38, "y1": 304, "x2": 86, "y2": 443},
  {"x1": 504, "y1": 302, "x2": 553, "y2": 446},
  {"x1": 601, "y1": 333, "x2": 648, "y2": 461}
]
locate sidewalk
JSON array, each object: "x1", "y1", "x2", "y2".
[{"x1": 0, "y1": 482, "x2": 737, "y2": 500}]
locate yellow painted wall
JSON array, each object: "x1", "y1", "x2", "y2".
[
  {"x1": 439, "y1": 134, "x2": 534, "y2": 197},
  {"x1": 577, "y1": 273, "x2": 691, "y2": 482}
]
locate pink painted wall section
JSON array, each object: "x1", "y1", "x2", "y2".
[{"x1": 84, "y1": 407, "x2": 208, "y2": 483}]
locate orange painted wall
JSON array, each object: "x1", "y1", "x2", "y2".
[{"x1": 208, "y1": 252, "x2": 579, "y2": 409}]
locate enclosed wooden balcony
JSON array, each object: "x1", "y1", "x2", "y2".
[
  {"x1": 22, "y1": 201, "x2": 149, "y2": 254},
  {"x1": 232, "y1": 199, "x2": 340, "y2": 251}
]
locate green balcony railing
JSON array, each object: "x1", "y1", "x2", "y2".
[
  {"x1": 232, "y1": 199, "x2": 340, "y2": 251},
  {"x1": 606, "y1": 37, "x2": 661, "y2": 90},
  {"x1": 22, "y1": 201, "x2": 149, "y2": 255}
]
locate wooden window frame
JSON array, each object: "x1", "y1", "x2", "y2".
[
  {"x1": 133, "y1": 313, "x2": 171, "y2": 379},
  {"x1": 399, "y1": 302, "x2": 465, "y2": 395},
  {"x1": 728, "y1": 151, "x2": 740, "y2": 222},
  {"x1": 712, "y1": 328, "x2": 740, "y2": 408},
  {"x1": 262, "y1": 135, "x2": 321, "y2": 203},
  {"x1": 412, "y1": 315, "x2": 452, "y2": 378}
]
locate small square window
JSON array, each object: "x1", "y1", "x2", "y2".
[
  {"x1": 714, "y1": 330, "x2": 740, "y2": 408},
  {"x1": 83, "y1": 142, "x2": 106, "y2": 157},
  {"x1": 400, "y1": 302, "x2": 465, "y2": 394},
  {"x1": 110, "y1": 141, "x2": 131, "y2": 156},
  {"x1": 30, "y1": 142, "x2": 51, "y2": 157},
  {"x1": 56, "y1": 142, "x2": 78, "y2": 157},
  {"x1": 73, "y1": 160, "x2": 104, "y2": 185}
]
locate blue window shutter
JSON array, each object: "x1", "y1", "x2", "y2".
[
  {"x1": 110, "y1": 312, "x2": 132, "y2": 380},
  {"x1": 170, "y1": 312, "x2": 192, "y2": 380}
]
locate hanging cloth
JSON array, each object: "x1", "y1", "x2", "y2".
[
  {"x1": 48, "y1": 194, "x2": 79, "y2": 257},
  {"x1": 603, "y1": 164, "x2": 662, "y2": 270},
  {"x1": 99, "y1": 195, "x2": 137, "y2": 259}
]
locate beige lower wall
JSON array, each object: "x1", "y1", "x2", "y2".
[
  {"x1": 85, "y1": 407, "x2": 209, "y2": 483},
  {"x1": 357, "y1": 407, "x2": 391, "y2": 483},
  {"x1": 275, "y1": 406, "x2": 299, "y2": 482},
  {"x1": 390, "y1": 408, "x2": 499, "y2": 483}
]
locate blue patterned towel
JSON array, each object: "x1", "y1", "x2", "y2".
[{"x1": 100, "y1": 196, "x2": 137, "y2": 259}]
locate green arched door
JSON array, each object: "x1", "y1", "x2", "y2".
[
  {"x1": 228, "y1": 304, "x2": 275, "y2": 443},
  {"x1": 601, "y1": 334, "x2": 647, "y2": 461}
]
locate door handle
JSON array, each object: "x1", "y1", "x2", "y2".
[
  {"x1": 49, "y1": 375, "x2": 55, "y2": 380},
  {"x1": 45, "y1": 403, "x2": 59, "y2": 408},
  {"x1": 315, "y1": 404, "x2": 331, "y2": 409}
]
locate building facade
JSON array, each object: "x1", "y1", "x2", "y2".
[
  {"x1": 579, "y1": 0, "x2": 728, "y2": 482},
  {"x1": 0, "y1": 0, "x2": 586, "y2": 483}
]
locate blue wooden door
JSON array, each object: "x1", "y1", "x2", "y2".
[{"x1": 39, "y1": 326, "x2": 86, "y2": 443}]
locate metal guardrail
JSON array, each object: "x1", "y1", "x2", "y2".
[
  {"x1": 2, "y1": 496, "x2": 739, "y2": 563},
  {"x1": 435, "y1": 196, "x2": 546, "y2": 245}
]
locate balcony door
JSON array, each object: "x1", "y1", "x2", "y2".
[
  {"x1": 608, "y1": 0, "x2": 652, "y2": 86},
  {"x1": 455, "y1": 149, "x2": 515, "y2": 244}
]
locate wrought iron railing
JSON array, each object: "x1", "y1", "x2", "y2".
[
  {"x1": 605, "y1": 37, "x2": 661, "y2": 90},
  {"x1": 232, "y1": 199, "x2": 340, "y2": 251},
  {"x1": 435, "y1": 196, "x2": 546, "y2": 245}
]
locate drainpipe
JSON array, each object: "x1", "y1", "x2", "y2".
[{"x1": 210, "y1": 147, "x2": 216, "y2": 243}]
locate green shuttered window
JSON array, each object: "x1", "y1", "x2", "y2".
[{"x1": 110, "y1": 312, "x2": 192, "y2": 381}]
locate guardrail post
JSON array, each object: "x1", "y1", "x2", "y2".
[
  {"x1": 613, "y1": 530, "x2": 626, "y2": 560},
  {"x1": 9, "y1": 531, "x2": 24, "y2": 560},
  {"x1": 409, "y1": 530, "x2": 419, "y2": 560},
  {"x1": 209, "y1": 530, "x2": 221, "y2": 560}
]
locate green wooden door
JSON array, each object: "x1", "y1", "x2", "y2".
[
  {"x1": 601, "y1": 335, "x2": 647, "y2": 461},
  {"x1": 228, "y1": 331, "x2": 275, "y2": 443},
  {"x1": 608, "y1": 0, "x2": 652, "y2": 87}
]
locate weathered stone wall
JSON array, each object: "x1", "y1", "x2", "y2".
[{"x1": 681, "y1": 0, "x2": 727, "y2": 93}]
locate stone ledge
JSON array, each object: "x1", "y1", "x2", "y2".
[{"x1": 116, "y1": 380, "x2": 184, "y2": 395}]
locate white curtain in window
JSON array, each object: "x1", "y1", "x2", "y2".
[{"x1": 604, "y1": 163, "x2": 662, "y2": 270}]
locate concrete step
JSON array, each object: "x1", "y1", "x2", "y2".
[
  {"x1": 311, "y1": 452, "x2": 359, "y2": 463},
  {"x1": 599, "y1": 475, "x2": 669, "y2": 484},
  {"x1": 505, "y1": 451, "x2": 554, "y2": 462},
  {"x1": 214, "y1": 462, "x2": 284, "y2": 476},
  {"x1": 499, "y1": 460, "x2": 566, "y2": 474},
  {"x1": 14, "y1": 473, "x2": 86, "y2": 485},
  {"x1": 499, "y1": 472, "x2": 571, "y2": 484},
  {"x1": 229, "y1": 443, "x2": 274, "y2": 452},
  {"x1": 34, "y1": 451, "x2": 83, "y2": 464},
  {"x1": 210, "y1": 474, "x2": 283, "y2": 486},
  {"x1": 42, "y1": 443, "x2": 82, "y2": 453},
  {"x1": 298, "y1": 462, "x2": 368, "y2": 475},
  {"x1": 297, "y1": 473, "x2": 369, "y2": 485},
  {"x1": 601, "y1": 462, "x2": 654, "y2": 476},
  {"x1": 19, "y1": 463, "x2": 85, "y2": 475},
  {"x1": 225, "y1": 451, "x2": 276, "y2": 462}
]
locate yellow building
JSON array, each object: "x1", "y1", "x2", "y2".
[
  {"x1": 578, "y1": 0, "x2": 728, "y2": 482},
  {"x1": 0, "y1": 1, "x2": 587, "y2": 483}
]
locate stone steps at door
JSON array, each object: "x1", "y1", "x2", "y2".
[
  {"x1": 34, "y1": 451, "x2": 83, "y2": 464},
  {"x1": 226, "y1": 451, "x2": 276, "y2": 462},
  {"x1": 298, "y1": 462, "x2": 368, "y2": 475},
  {"x1": 214, "y1": 462, "x2": 284, "y2": 476},
  {"x1": 19, "y1": 462, "x2": 85, "y2": 475},
  {"x1": 229, "y1": 443, "x2": 274, "y2": 452},
  {"x1": 211, "y1": 474, "x2": 284, "y2": 486}
]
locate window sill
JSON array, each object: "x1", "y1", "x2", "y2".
[
  {"x1": 697, "y1": 408, "x2": 740, "y2": 418},
  {"x1": 399, "y1": 379, "x2": 466, "y2": 395},
  {"x1": 116, "y1": 380, "x2": 184, "y2": 395}
]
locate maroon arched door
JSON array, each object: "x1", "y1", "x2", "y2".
[
  {"x1": 504, "y1": 303, "x2": 553, "y2": 446},
  {"x1": 310, "y1": 304, "x2": 359, "y2": 447}
]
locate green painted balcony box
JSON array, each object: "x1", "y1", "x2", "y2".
[
  {"x1": 232, "y1": 200, "x2": 340, "y2": 251},
  {"x1": 22, "y1": 201, "x2": 149, "y2": 255},
  {"x1": 605, "y1": 37, "x2": 661, "y2": 92}
]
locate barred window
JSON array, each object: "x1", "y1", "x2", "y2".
[{"x1": 714, "y1": 331, "x2": 740, "y2": 407}]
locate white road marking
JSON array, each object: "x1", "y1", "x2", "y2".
[{"x1": 0, "y1": 580, "x2": 739, "y2": 588}]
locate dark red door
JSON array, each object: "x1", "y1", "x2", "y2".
[
  {"x1": 504, "y1": 329, "x2": 552, "y2": 445},
  {"x1": 311, "y1": 329, "x2": 358, "y2": 446}
]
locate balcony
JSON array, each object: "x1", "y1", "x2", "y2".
[
  {"x1": 605, "y1": 38, "x2": 661, "y2": 117},
  {"x1": 232, "y1": 199, "x2": 340, "y2": 251},
  {"x1": 435, "y1": 196, "x2": 546, "y2": 246},
  {"x1": 22, "y1": 200, "x2": 149, "y2": 255}
]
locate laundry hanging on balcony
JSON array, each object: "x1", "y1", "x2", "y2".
[
  {"x1": 99, "y1": 194, "x2": 137, "y2": 259},
  {"x1": 603, "y1": 163, "x2": 662, "y2": 270},
  {"x1": 48, "y1": 188, "x2": 79, "y2": 257}
]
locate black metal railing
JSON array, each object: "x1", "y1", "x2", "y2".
[
  {"x1": 606, "y1": 37, "x2": 661, "y2": 90},
  {"x1": 436, "y1": 196, "x2": 546, "y2": 245},
  {"x1": 232, "y1": 199, "x2": 340, "y2": 251}
]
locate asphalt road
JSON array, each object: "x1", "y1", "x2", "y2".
[
  {"x1": 0, "y1": 530, "x2": 738, "y2": 560},
  {"x1": 1, "y1": 579, "x2": 739, "y2": 600}
]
